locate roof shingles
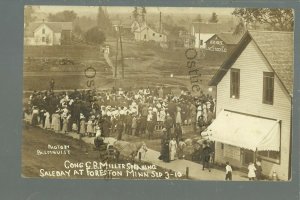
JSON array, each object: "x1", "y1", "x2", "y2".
[
  {"x1": 209, "y1": 31, "x2": 294, "y2": 96},
  {"x1": 249, "y1": 31, "x2": 294, "y2": 95}
]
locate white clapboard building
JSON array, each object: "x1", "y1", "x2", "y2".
[
  {"x1": 191, "y1": 22, "x2": 233, "y2": 49},
  {"x1": 207, "y1": 31, "x2": 293, "y2": 180},
  {"x1": 24, "y1": 21, "x2": 73, "y2": 46}
]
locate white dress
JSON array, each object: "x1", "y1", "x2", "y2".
[
  {"x1": 248, "y1": 164, "x2": 257, "y2": 178},
  {"x1": 86, "y1": 120, "x2": 94, "y2": 133},
  {"x1": 44, "y1": 112, "x2": 51, "y2": 129},
  {"x1": 169, "y1": 140, "x2": 177, "y2": 161}
]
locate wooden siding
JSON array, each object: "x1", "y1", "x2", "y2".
[{"x1": 214, "y1": 40, "x2": 292, "y2": 180}]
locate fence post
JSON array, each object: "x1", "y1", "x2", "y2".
[{"x1": 186, "y1": 167, "x2": 189, "y2": 179}]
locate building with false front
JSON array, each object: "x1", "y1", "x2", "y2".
[{"x1": 206, "y1": 30, "x2": 293, "y2": 180}]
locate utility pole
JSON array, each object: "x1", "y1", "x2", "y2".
[
  {"x1": 198, "y1": 22, "x2": 201, "y2": 49},
  {"x1": 115, "y1": 29, "x2": 119, "y2": 80},
  {"x1": 159, "y1": 12, "x2": 162, "y2": 33},
  {"x1": 119, "y1": 26, "x2": 124, "y2": 79}
]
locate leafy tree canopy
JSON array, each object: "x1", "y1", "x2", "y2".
[
  {"x1": 85, "y1": 27, "x2": 106, "y2": 45},
  {"x1": 48, "y1": 10, "x2": 77, "y2": 22},
  {"x1": 232, "y1": 8, "x2": 293, "y2": 31},
  {"x1": 209, "y1": 12, "x2": 218, "y2": 23}
]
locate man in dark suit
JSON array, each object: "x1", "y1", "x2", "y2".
[{"x1": 202, "y1": 143, "x2": 212, "y2": 172}]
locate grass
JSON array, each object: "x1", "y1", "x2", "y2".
[
  {"x1": 22, "y1": 125, "x2": 183, "y2": 180},
  {"x1": 23, "y1": 41, "x2": 223, "y2": 96}
]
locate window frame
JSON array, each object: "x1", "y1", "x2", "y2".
[
  {"x1": 262, "y1": 72, "x2": 274, "y2": 105},
  {"x1": 230, "y1": 68, "x2": 240, "y2": 99}
]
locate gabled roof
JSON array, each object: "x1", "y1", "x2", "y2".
[
  {"x1": 206, "y1": 32, "x2": 243, "y2": 45},
  {"x1": 209, "y1": 30, "x2": 294, "y2": 96},
  {"x1": 134, "y1": 23, "x2": 166, "y2": 35},
  {"x1": 192, "y1": 22, "x2": 234, "y2": 34},
  {"x1": 25, "y1": 22, "x2": 73, "y2": 37}
]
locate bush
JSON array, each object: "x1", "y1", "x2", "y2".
[{"x1": 85, "y1": 27, "x2": 106, "y2": 45}]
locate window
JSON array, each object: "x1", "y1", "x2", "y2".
[
  {"x1": 200, "y1": 40, "x2": 203, "y2": 45},
  {"x1": 160, "y1": 34, "x2": 162, "y2": 37},
  {"x1": 263, "y1": 72, "x2": 274, "y2": 105},
  {"x1": 153, "y1": 33, "x2": 155, "y2": 36},
  {"x1": 258, "y1": 151, "x2": 280, "y2": 163},
  {"x1": 230, "y1": 68, "x2": 240, "y2": 99},
  {"x1": 144, "y1": 34, "x2": 147, "y2": 39},
  {"x1": 42, "y1": 37, "x2": 45, "y2": 42},
  {"x1": 42, "y1": 28, "x2": 45, "y2": 34}
]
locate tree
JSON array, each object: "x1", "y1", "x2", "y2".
[
  {"x1": 209, "y1": 12, "x2": 218, "y2": 23},
  {"x1": 85, "y1": 27, "x2": 106, "y2": 45},
  {"x1": 232, "y1": 8, "x2": 293, "y2": 31},
  {"x1": 233, "y1": 18, "x2": 246, "y2": 35},
  {"x1": 141, "y1": 7, "x2": 147, "y2": 22},
  {"x1": 97, "y1": 7, "x2": 113, "y2": 34},
  {"x1": 48, "y1": 10, "x2": 77, "y2": 22},
  {"x1": 194, "y1": 14, "x2": 202, "y2": 22},
  {"x1": 132, "y1": 6, "x2": 139, "y2": 21},
  {"x1": 24, "y1": 5, "x2": 36, "y2": 26}
]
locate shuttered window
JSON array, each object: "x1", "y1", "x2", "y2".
[
  {"x1": 263, "y1": 72, "x2": 274, "y2": 105},
  {"x1": 230, "y1": 68, "x2": 240, "y2": 99}
]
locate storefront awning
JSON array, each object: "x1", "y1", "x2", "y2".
[{"x1": 205, "y1": 110, "x2": 280, "y2": 151}]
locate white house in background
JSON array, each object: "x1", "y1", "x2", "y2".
[
  {"x1": 207, "y1": 31, "x2": 293, "y2": 181},
  {"x1": 191, "y1": 22, "x2": 233, "y2": 49},
  {"x1": 24, "y1": 21, "x2": 73, "y2": 46},
  {"x1": 133, "y1": 23, "x2": 167, "y2": 43}
]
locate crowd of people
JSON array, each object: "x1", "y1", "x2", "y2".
[{"x1": 24, "y1": 84, "x2": 216, "y2": 142}]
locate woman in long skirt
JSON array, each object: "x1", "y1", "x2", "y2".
[
  {"x1": 169, "y1": 138, "x2": 177, "y2": 161},
  {"x1": 31, "y1": 107, "x2": 39, "y2": 126},
  {"x1": 175, "y1": 106, "x2": 182, "y2": 125},
  {"x1": 53, "y1": 112, "x2": 61, "y2": 133},
  {"x1": 44, "y1": 111, "x2": 51, "y2": 129}
]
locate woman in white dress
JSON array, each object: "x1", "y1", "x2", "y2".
[
  {"x1": 44, "y1": 111, "x2": 51, "y2": 129},
  {"x1": 52, "y1": 111, "x2": 61, "y2": 133},
  {"x1": 169, "y1": 138, "x2": 178, "y2": 161},
  {"x1": 175, "y1": 106, "x2": 182, "y2": 125}
]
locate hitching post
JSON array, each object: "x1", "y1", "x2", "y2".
[{"x1": 186, "y1": 167, "x2": 189, "y2": 179}]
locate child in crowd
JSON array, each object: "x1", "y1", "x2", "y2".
[{"x1": 86, "y1": 116, "x2": 94, "y2": 137}]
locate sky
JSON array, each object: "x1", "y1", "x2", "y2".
[{"x1": 35, "y1": 6, "x2": 235, "y2": 16}]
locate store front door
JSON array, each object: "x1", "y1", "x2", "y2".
[{"x1": 241, "y1": 149, "x2": 255, "y2": 166}]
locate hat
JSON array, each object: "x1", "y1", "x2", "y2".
[{"x1": 162, "y1": 128, "x2": 167, "y2": 132}]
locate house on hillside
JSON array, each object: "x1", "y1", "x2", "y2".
[
  {"x1": 24, "y1": 21, "x2": 73, "y2": 46},
  {"x1": 133, "y1": 23, "x2": 167, "y2": 43},
  {"x1": 205, "y1": 32, "x2": 243, "y2": 58},
  {"x1": 168, "y1": 31, "x2": 195, "y2": 50},
  {"x1": 112, "y1": 19, "x2": 134, "y2": 39},
  {"x1": 206, "y1": 31, "x2": 293, "y2": 181},
  {"x1": 191, "y1": 22, "x2": 234, "y2": 49}
]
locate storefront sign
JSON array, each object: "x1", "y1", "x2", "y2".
[{"x1": 207, "y1": 37, "x2": 227, "y2": 53}]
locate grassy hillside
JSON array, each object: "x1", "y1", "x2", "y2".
[{"x1": 23, "y1": 42, "x2": 224, "y2": 93}]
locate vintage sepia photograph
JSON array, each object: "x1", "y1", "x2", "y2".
[{"x1": 22, "y1": 6, "x2": 294, "y2": 181}]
